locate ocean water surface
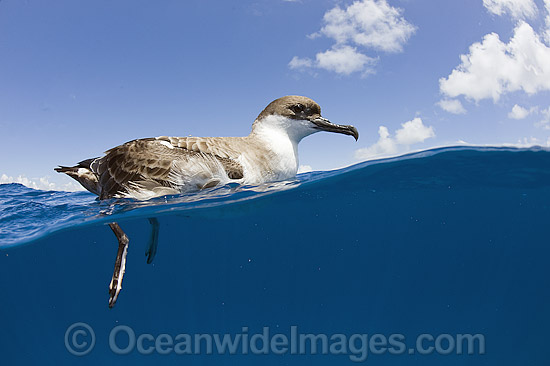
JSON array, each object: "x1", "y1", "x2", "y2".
[{"x1": 1, "y1": 146, "x2": 549, "y2": 365}]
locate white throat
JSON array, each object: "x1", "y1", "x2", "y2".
[
  {"x1": 252, "y1": 114, "x2": 317, "y2": 143},
  {"x1": 249, "y1": 115, "x2": 318, "y2": 180}
]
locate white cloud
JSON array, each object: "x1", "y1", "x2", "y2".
[
  {"x1": 483, "y1": 0, "x2": 538, "y2": 19},
  {"x1": 297, "y1": 165, "x2": 313, "y2": 173},
  {"x1": 395, "y1": 118, "x2": 436, "y2": 144},
  {"x1": 508, "y1": 104, "x2": 531, "y2": 119},
  {"x1": 544, "y1": 0, "x2": 550, "y2": 44},
  {"x1": 289, "y1": 47, "x2": 377, "y2": 76},
  {"x1": 449, "y1": 137, "x2": 550, "y2": 148},
  {"x1": 315, "y1": 46, "x2": 377, "y2": 75},
  {"x1": 505, "y1": 104, "x2": 550, "y2": 126},
  {"x1": 504, "y1": 136, "x2": 550, "y2": 147},
  {"x1": 355, "y1": 117, "x2": 435, "y2": 159},
  {"x1": 437, "y1": 99, "x2": 467, "y2": 114},
  {"x1": 536, "y1": 106, "x2": 550, "y2": 129},
  {"x1": 289, "y1": 0, "x2": 415, "y2": 75},
  {"x1": 439, "y1": 22, "x2": 550, "y2": 102},
  {"x1": 318, "y1": 0, "x2": 416, "y2": 53},
  {"x1": 288, "y1": 56, "x2": 313, "y2": 69},
  {"x1": 355, "y1": 126, "x2": 398, "y2": 158},
  {"x1": 0, "y1": 174, "x2": 84, "y2": 192}
]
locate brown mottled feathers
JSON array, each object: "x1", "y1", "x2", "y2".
[{"x1": 89, "y1": 137, "x2": 244, "y2": 199}]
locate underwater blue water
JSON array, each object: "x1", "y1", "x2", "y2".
[{"x1": 1, "y1": 146, "x2": 549, "y2": 365}]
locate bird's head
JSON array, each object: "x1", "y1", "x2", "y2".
[{"x1": 252, "y1": 95, "x2": 359, "y2": 142}]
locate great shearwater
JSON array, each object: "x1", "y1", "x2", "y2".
[{"x1": 55, "y1": 95, "x2": 358, "y2": 307}]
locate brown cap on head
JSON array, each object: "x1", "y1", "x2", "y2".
[
  {"x1": 255, "y1": 95, "x2": 359, "y2": 141},
  {"x1": 256, "y1": 96, "x2": 321, "y2": 121}
]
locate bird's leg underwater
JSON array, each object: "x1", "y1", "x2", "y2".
[
  {"x1": 108, "y1": 222, "x2": 129, "y2": 308},
  {"x1": 145, "y1": 217, "x2": 159, "y2": 264}
]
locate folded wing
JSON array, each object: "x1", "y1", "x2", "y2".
[{"x1": 88, "y1": 137, "x2": 243, "y2": 199}]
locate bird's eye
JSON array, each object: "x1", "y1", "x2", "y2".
[{"x1": 290, "y1": 104, "x2": 304, "y2": 114}]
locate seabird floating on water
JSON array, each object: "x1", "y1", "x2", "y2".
[{"x1": 55, "y1": 95, "x2": 359, "y2": 307}]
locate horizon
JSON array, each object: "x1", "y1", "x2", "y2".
[{"x1": 1, "y1": 0, "x2": 550, "y2": 191}]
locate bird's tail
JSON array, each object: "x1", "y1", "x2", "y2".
[
  {"x1": 55, "y1": 158, "x2": 100, "y2": 195},
  {"x1": 53, "y1": 166, "x2": 76, "y2": 173}
]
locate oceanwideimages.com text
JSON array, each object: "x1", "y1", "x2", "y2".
[{"x1": 65, "y1": 323, "x2": 485, "y2": 361}]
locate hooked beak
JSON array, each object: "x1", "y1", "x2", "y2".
[{"x1": 310, "y1": 116, "x2": 359, "y2": 141}]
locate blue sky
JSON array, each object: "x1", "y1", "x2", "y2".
[{"x1": 1, "y1": 0, "x2": 550, "y2": 191}]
